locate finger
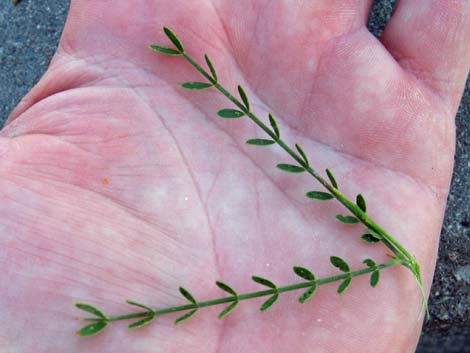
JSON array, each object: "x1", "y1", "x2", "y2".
[{"x1": 381, "y1": 0, "x2": 470, "y2": 108}]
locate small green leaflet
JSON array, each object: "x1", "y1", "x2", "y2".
[
  {"x1": 269, "y1": 113, "x2": 280, "y2": 139},
  {"x1": 276, "y1": 164, "x2": 305, "y2": 173},
  {"x1": 370, "y1": 270, "x2": 380, "y2": 288},
  {"x1": 252, "y1": 275, "x2": 276, "y2": 289},
  {"x1": 163, "y1": 27, "x2": 184, "y2": 52},
  {"x1": 326, "y1": 169, "x2": 338, "y2": 189},
  {"x1": 356, "y1": 194, "x2": 367, "y2": 212},
  {"x1": 336, "y1": 214, "x2": 360, "y2": 224},
  {"x1": 306, "y1": 191, "x2": 334, "y2": 201},
  {"x1": 366, "y1": 228, "x2": 383, "y2": 240},
  {"x1": 175, "y1": 309, "x2": 197, "y2": 324},
  {"x1": 128, "y1": 315, "x2": 156, "y2": 330},
  {"x1": 293, "y1": 266, "x2": 315, "y2": 281},
  {"x1": 149, "y1": 45, "x2": 181, "y2": 56},
  {"x1": 361, "y1": 234, "x2": 381, "y2": 243},
  {"x1": 217, "y1": 109, "x2": 245, "y2": 118},
  {"x1": 218, "y1": 301, "x2": 239, "y2": 319},
  {"x1": 238, "y1": 85, "x2": 250, "y2": 111},
  {"x1": 126, "y1": 300, "x2": 155, "y2": 313},
  {"x1": 260, "y1": 293, "x2": 279, "y2": 311},
  {"x1": 246, "y1": 138, "x2": 276, "y2": 146},
  {"x1": 299, "y1": 283, "x2": 317, "y2": 303},
  {"x1": 295, "y1": 144, "x2": 309, "y2": 168},
  {"x1": 330, "y1": 256, "x2": 350, "y2": 272},
  {"x1": 363, "y1": 259, "x2": 376, "y2": 268},
  {"x1": 337, "y1": 277, "x2": 352, "y2": 294},
  {"x1": 181, "y1": 82, "x2": 213, "y2": 90},
  {"x1": 75, "y1": 303, "x2": 106, "y2": 319},
  {"x1": 76, "y1": 321, "x2": 108, "y2": 337},
  {"x1": 205, "y1": 54, "x2": 218, "y2": 82},
  {"x1": 216, "y1": 281, "x2": 237, "y2": 296},
  {"x1": 179, "y1": 287, "x2": 197, "y2": 305}
]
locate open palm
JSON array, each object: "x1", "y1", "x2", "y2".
[{"x1": 1, "y1": 1, "x2": 469, "y2": 352}]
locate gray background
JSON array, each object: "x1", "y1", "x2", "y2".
[{"x1": 0, "y1": 1, "x2": 468, "y2": 352}]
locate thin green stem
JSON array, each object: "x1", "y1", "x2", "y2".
[
  {"x1": 182, "y1": 52, "x2": 414, "y2": 264},
  {"x1": 81, "y1": 259, "x2": 404, "y2": 323}
]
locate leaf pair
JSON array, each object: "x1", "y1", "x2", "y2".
[
  {"x1": 75, "y1": 303, "x2": 108, "y2": 337},
  {"x1": 181, "y1": 54, "x2": 219, "y2": 90},
  {"x1": 216, "y1": 281, "x2": 239, "y2": 319},
  {"x1": 363, "y1": 259, "x2": 380, "y2": 287},
  {"x1": 335, "y1": 194, "x2": 368, "y2": 224},
  {"x1": 252, "y1": 276, "x2": 279, "y2": 311},
  {"x1": 175, "y1": 287, "x2": 199, "y2": 324},
  {"x1": 149, "y1": 27, "x2": 185, "y2": 56},
  {"x1": 126, "y1": 300, "x2": 157, "y2": 329},
  {"x1": 330, "y1": 257, "x2": 352, "y2": 294},
  {"x1": 218, "y1": 85, "x2": 251, "y2": 119},
  {"x1": 293, "y1": 266, "x2": 317, "y2": 303},
  {"x1": 246, "y1": 112, "x2": 281, "y2": 146}
]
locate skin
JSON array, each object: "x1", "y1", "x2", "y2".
[{"x1": 1, "y1": 0, "x2": 469, "y2": 352}]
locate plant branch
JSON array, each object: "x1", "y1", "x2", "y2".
[
  {"x1": 181, "y1": 52, "x2": 415, "y2": 264},
  {"x1": 78, "y1": 258, "x2": 404, "y2": 326}
]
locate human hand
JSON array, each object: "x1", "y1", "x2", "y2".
[{"x1": 1, "y1": 1, "x2": 469, "y2": 352}]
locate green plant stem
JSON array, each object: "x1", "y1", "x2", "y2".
[
  {"x1": 180, "y1": 51, "x2": 426, "y2": 315},
  {"x1": 181, "y1": 52, "x2": 420, "y2": 274},
  {"x1": 81, "y1": 258, "x2": 404, "y2": 323}
]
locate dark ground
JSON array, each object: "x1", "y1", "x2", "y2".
[{"x1": 0, "y1": 1, "x2": 468, "y2": 352}]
